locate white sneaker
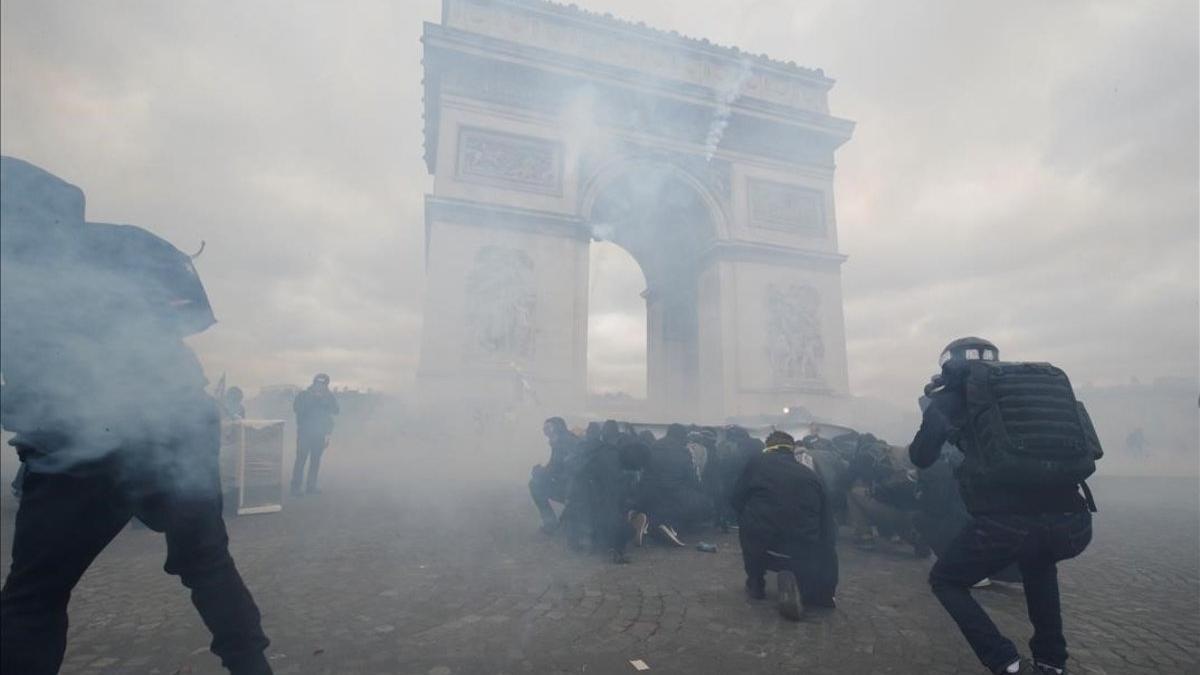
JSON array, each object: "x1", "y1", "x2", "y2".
[
  {"x1": 972, "y1": 578, "x2": 993, "y2": 588},
  {"x1": 658, "y1": 524, "x2": 686, "y2": 547}
]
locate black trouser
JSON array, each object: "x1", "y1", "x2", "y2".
[
  {"x1": 738, "y1": 525, "x2": 838, "y2": 605},
  {"x1": 0, "y1": 462, "x2": 271, "y2": 674},
  {"x1": 916, "y1": 509, "x2": 1023, "y2": 582},
  {"x1": 528, "y1": 464, "x2": 568, "y2": 528},
  {"x1": 291, "y1": 434, "x2": 326, "y2": 493},
  {"x1": 929, "y1": 512, "x2": 1092, "y2": 673}
]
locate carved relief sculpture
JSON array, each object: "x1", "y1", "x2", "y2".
[
  {"x1": 457, "y1": 127, "x2": 562, "y2": 195},
  {"x1": 465, "y1": 246, "x2": 537, "y2": 362},
  {"x1": 765, "y1": 283, "x2": 824, "y2": 384},
  {"x1": 748, "y1": 178, "x2": 825, "y2": 235}
]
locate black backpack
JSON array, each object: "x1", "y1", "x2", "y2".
[{"x1": 956, "y1": 361, "x2": 1103, "y2": 493}]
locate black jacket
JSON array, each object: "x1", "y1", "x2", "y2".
[
  {"x1": 293, "y1": 387, "x2": 339, "y2": 437},
  {"x1": 544, "y1": 432, "x2": 579, "y2": 476},
  {"x1": 910, "y1": 388, "x2": 1086, "y2": 515},
  {"x1": 732, "y1": 449, "x2": 830, "y2": 543}
]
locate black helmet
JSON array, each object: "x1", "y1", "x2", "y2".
[{"x1": 939, "y1": 337, "x2": 999, "y2": 367}]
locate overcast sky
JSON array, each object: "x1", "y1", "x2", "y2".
[{"x1": 2, "y1": 0, "x2": 1196, "y2": 408}]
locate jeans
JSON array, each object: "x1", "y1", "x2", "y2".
[
  {"x1": 929, "y1": 512, "x2": 1092, "y2": 673},
  {"x1": 0, "y1": 458, "x2": 271, "y2": 674},
  {"x1": 291, "y1": 434, "x2": 327, "y2": 493}
]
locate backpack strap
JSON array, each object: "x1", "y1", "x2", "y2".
[{"x1": 1080, "y1": 481, "x2": 1098, "y2": 513}]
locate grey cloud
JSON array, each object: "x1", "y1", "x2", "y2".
[{"x1": 2, "y1": 0, "x2": 1195, "y2": 408}]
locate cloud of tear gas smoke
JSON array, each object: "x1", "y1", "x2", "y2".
[
  {"x1": 0, "y1": 156, "x2": 222, "y2": 488},
  {"x1": 1, "y1": 1, "x2": 1196, "y2": 480}
]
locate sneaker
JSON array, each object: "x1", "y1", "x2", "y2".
[
  {"x1": 1033, "y1": 661, "x2": 1065, "y2": 675},
  {"x1": 745, "y1": 578, "x2": 766, "y2": 601},
  {"x1": 996, "y1": 659, "x2": 1040, "y2": 675},
  {"x1": 657, "y1": 524, "x2": 686, "y2": 547},
  {"x1": 972, "y1": 577, "x2": 993, "y2": 589},
  {"x1": 776, "y1": 570, "x2": 804, "y2": 621},
  {"x1": 630, "y1": 512, "x2": 649, "y2": 547}
]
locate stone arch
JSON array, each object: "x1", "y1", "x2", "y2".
[
  {"x1": 578, "y1": 157, "x2": 731, "y2": 244},
  {"x1": 419, "y1": 0, "x2": 855, "y2": 422},
  {"x1": 577, "y1": 158, "x2": 722, "y2": 417}
]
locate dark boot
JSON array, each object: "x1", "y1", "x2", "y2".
[{"x1": 745, "y1": 577, "x2": 766, "y2": 601}]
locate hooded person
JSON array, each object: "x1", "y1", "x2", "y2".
[
  {"x1": 528, "y1": 416, "x2": 578, "y2": 534},
  {"x1": 0, "y1": 156, "x2": 271, "y2": 674},
  {"x1": 732, "y1": 430, "x2": 839, "y2": 621}
]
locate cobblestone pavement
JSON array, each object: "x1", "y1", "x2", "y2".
[{"x1": 1, "y1": 473, "x2": 1196, "y2": 675}]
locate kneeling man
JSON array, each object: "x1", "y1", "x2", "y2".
[{"x1": 733, "y1": 431, "x2": 838, "y2": 620}]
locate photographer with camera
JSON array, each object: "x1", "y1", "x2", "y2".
[{"x1": 909, "y1": 337, "x2": 1102, "y2": 675}]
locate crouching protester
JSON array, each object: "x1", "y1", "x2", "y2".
[
  {"x1": 0, "y1": 157, "x2": 271, "y2": 674},
  {"x1": 910, "y1": 337, "x2": 1102, "y2": 675},
  {"x1": 529, "y1": 417, "x2": 578, "y2": 534},
  {"x1": 733, "y1": 431, "x2": 838, "y2": 621}
]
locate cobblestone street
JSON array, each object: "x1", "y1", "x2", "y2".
[{"x1": 2, "y1": 469, "x2": 1197, "y2": 675}]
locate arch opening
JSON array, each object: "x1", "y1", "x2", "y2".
[
  {"x1": 587, "y1": 241, "x2": 647, "y2": 411},
  {"x1": 584, "y1": 163, "x2": 716, "y2": 418}
]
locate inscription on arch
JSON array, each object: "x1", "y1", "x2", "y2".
[
  {"x1": 748, "y1": 178, "x2": 825, "y2": 235},
  {"x1": 456, "y1": 127, "x2": 563, "y2": 195}
]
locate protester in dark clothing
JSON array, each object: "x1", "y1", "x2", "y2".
[
  {"x1": 733, "y1": 431, "x2": 838, "y2": 620},
  {"x1": 709, "y1": 426, "x2": 761, "y2": 530},
  {"x1": 910, "y1": 337, "x2": 1099, "y2": 675},
  {"x1": 798, "y1": 433, "x2": 849, "y2": 519},
  {"x1": 639, "y1": 424, "x2": 709, "y2": 545},
  {"x1": 290, "y1": 373, "x2": 339, "y2": 495},
  {"x1": 560, "y1": 422, "x2": 603, "y2": 549},
  {"x1": 573, "y1": 420, "x2": 649, "y2": 563},
  {"x1": 529, "y1": 417, "x2": 579, "y2": 534},
  {"x1": 0, "y1": 157, "x2": 271, "y2": 674},
  {"x1": 846, "y1": 462, "x2": 928, "y2": 557}
]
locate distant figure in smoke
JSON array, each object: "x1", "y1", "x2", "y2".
[
  {"x1": 0, "y1": 156, "x2": 272, "y2": 674},
  {"x1": 291, "y1": 373, "x2": 339, "y2": 496},
  {"x1": 733, "y1": 430, "x2": 838, "y2": 621},
  {"x1": 222, "y1": 386, "x2": 247, "y2": 421},
  {"x1": 528, "y1": 416, "x2": 579, "y2": 534}
]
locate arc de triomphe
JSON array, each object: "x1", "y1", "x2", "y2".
[{"x1": 417, "y1": 0, "x2": 855, "y2": 422}]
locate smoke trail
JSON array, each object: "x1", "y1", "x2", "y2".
[{"x1": 703, "y1": 58, "x2": 754, "y2": 161}]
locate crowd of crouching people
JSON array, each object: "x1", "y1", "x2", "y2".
[{"x1": 529, "y1": 416, "x2": 1001, "y2": 619}]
